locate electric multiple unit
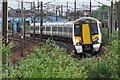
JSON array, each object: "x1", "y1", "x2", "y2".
[{"x1": 30, "y1": 17, "x2": 102, "y2": 53}]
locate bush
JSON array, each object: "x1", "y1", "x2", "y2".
[
  {"x1": 1, "y1": 40, "x2": 12, "y2": 79},
  {"x1": 101, "y1": 28, "x2": 109, "y2": 45},
  {"x1": 3, "y1": 39, "x2": 87, "y2": 78},
  {"x1": 84, "y1": 39, "x2": 119, "y2": 78},
  {"x1": 83, "y1": 54, "x2": 118, "y2": 78},
  {"x1": 101, "y1": 28, "x2": 118, "y2": 46},
  {"x1": 2, "y1": 39, "x2": 119, "y2": 79},
  {"x1": 111, "y1": 40, "x2": 120, "y2": 55}
]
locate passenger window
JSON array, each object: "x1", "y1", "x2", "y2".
[
  {"x1": 64, "y1": 27, "x2": 68, "y2": 32},
  {"x1": 69, "y1": 27, "x2": 72, "y2": 33},
  {"x1": 30, "y1": 26, "x2": 33, "y2": 30},
  {"x1": 42, "y1": 26, "x2": 45, "y2": 31},
  {"x1": 52, "y1": 27, "x2": 57, "y2": 31},
  {"x1": 58, "y1": 27, "x2": 62, "y2": 32},
  {"x1": 46, "y1": 27, "x2": 50, "y2": 31},
  {"x1": 35, "y1": 26, "x2": 39, "y2": 30}
]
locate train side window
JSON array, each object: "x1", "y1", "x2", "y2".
[
  {"x1": 52, "y1": 27, "x2": 57, "y2": 31},
  {"x1": 46, "y1": 26, "x2": 51, "y2": 31},
  {"x1": 42, "y1": 26, "x2": 45, "y2": 31},
  {"x1": 36, "y1": 26, "x2": 39, "y2": 30},
  {"x1": 58, "y1": 27, "x2": 62, "y2": 32},
  {"x1": 64, "y1": 27, "x2": 68, "y2": 32},
  {"x1": 69, "y1": 27, "x2": 72, "y2": 33},
  {"x1": 30, "y1": 26, "x2": 33, "y2": 30}
]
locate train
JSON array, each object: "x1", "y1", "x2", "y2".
[{"x1": 29, "y1": 17, "x2": 102, "y2": 53}]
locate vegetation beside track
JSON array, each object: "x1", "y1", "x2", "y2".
[
  {"x1": 2, "y1": 29, "x2": 119, "y2": 78},
  {"x1": 101, "y1": 28, "x2": 118, "y2": 45}
]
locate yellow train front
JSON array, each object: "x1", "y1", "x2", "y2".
[{"x1": 73, "y1": 17, "x2": 102, "y2": 53}]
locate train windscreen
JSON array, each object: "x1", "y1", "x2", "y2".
[
  {"x1": 74, "y1": 25, "x2": 82, "y2": 36},
  {"x1": 90, "y1": 23, "x2": 98, "y2": 35},
  {"x1": 74, "y1": 23, "x2": 98, "y2": 36}
]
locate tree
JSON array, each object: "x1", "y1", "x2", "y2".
[
  {"x1": 116, "y1": 1, "x2": 120, "y2": 40},
  {"x1": 91, "y1": 5, "x2": 109, "y2": 21}
]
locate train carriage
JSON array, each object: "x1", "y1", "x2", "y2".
[{"x1": 29, "y1": 17, "x2": 102, "y2": 53}]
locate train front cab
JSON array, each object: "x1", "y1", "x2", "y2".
[{"x1": 73, "y1": 17, "x2": 102, "y2": 53}]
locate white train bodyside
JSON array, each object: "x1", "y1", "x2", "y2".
[{"x1": 29, "y1": 22, "x2": 74, "y2": 38}]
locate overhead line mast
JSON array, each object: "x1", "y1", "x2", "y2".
[
  {"x1": 2, "y1": 0, "x2": 8, "y2": 46},
  {"x1": 116, "y1": 1, "x2": 120, "y2": 40},
  {"x1": 40, "y1": 1, "x2": 43, "y2": 42},
  {"x1": 21, "y1": 0, "x2": 24, "y2": 57},
  {"x1": 90, "y1": 0, "x2": 91, "y2": 16},
  {"x1": 74, "y1": 0, "x2": 76, "y2": 20}
]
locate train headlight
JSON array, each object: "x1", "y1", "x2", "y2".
[
  {"x1": 75, "y1": 39, "x2": 80, "y2": 43},
  {"x1": 75, "y1": 39, "x2": 81, "y2": 45},
  {"x1": 93, "y1": 37, "x2": 99, "y2": 44},
  {"x1": 93, "y1": 37, "x2": 99, "y2": 42}
]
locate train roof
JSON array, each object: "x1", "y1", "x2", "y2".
[
  {"x1": 30, "y1": 17, "x2": 100, "y2": 26},
  {"x1": 74, "y1": 17, "x2": 100, "y2": 24},
  {"x1": 30, "y1": 21, "x2": 74, "y2": 26}
]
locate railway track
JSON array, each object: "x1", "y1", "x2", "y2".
[
  {"x1": 10, "y1": 38, "x2": 26, "y2": 51},
  {"x1": 8, "y1": 33, "x2": 108, "y2": 62},
  {"x1": 11, "y1": 40, "x2": 21, "y2": 51},
  {"x1": 8, "y1": 34, "x2": 34, "y2": 61},
  {"x1": 25, "y1": 34, "x2": 72, "y2": 52},
  {"x1": 8, "y1": 33, "x2": 72, "y2": 62},
  {"x1": 55, "y1": 41, "x2": 69, "y2": 51}
]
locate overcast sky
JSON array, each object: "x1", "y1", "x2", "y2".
[
  {"x1": 0, "y1": 0, "x2": 118, "y2": 11},
  {"x1": 7, "y1": 0, "x2": 111, "y2": 9}
]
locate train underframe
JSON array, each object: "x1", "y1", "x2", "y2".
[
  {"x1": 30, "y1": 34, "x2": 73, "y2": 44},
  {"x1": 75, "y1": 43, "x2": 102, "y2": 54}
]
